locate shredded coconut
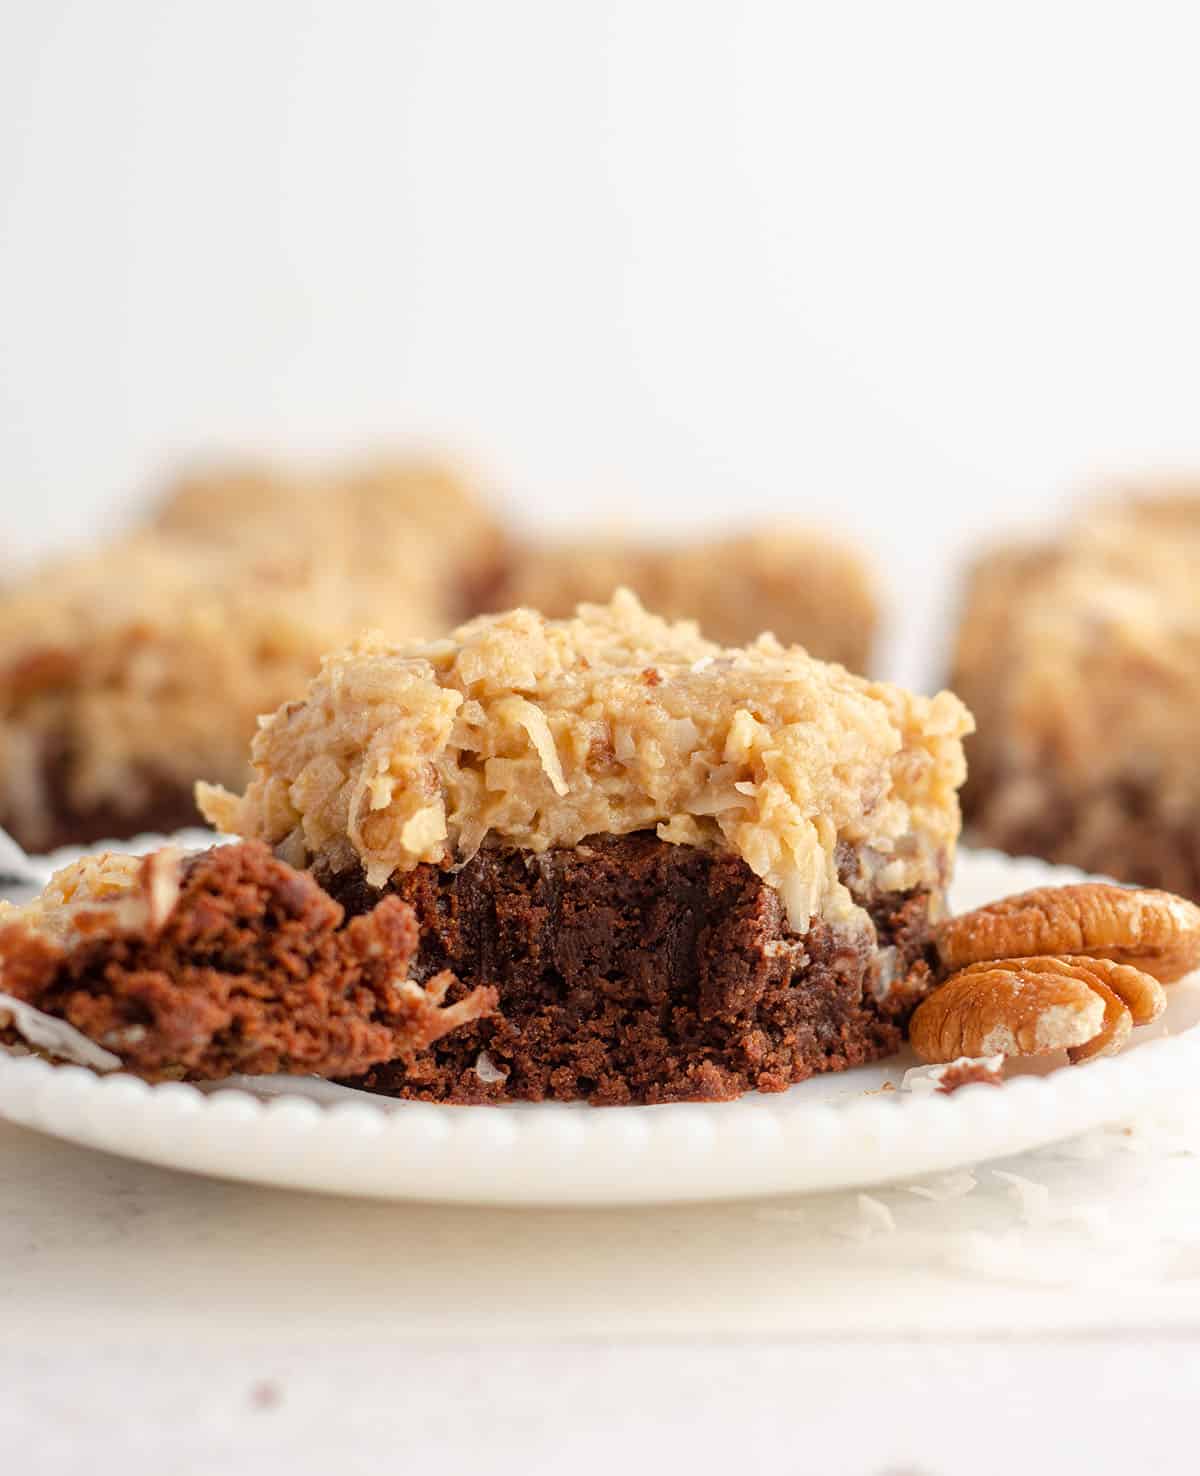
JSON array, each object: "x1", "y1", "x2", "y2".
[
  {"x1": 991, "y1": 1168, "x2": 1114, "y2": 1234},
  {"x1": 498, "y1": 697, "x2": 568, "y2": 796},
  {"x1": 0, "y1": 992, "x2": 121, "y2": 1071},
  {"x1": 906, "y1": 1170, "x2": 978, "y2": 1202},
  {"x1": 991, "y1": 1169, "x2": 1053, "y2": 1226},
  {"x1": 1, "y1": 848, "x2": 183, "y2": 944},
  {"x1": 473, "y1": 1050, "x2": 508, "y2": 1084},
  {"x1": 833, "y1": 1193, "x2": 897, "y2": 1242},
  {"x1": 202, "y1": 591, "x2": 971, "y2": 932}
]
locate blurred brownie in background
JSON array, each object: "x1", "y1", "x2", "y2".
[
  {"x1": 951, "y1": 486, "x2": 1200, "y2": 896},
  {"x1": 152, "y1": 453, "x2": 509, "y2": 619},
  {"x1": 0, "y1": 532, "x2": 446, "y2": 853},
  {"x1": 491, "y1": 526, "x2": 878, "y2": 672},
  {"x1": 2, "y1": 451, "x2": 880, "y2": 854},
  {"x1": 0, "y1": 456, "x2": 503, "y2": 853}
]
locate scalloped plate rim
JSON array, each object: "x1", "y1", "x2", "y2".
[{"x1": 0, "y1": 845, "x2": 1196, "y2": 1205}]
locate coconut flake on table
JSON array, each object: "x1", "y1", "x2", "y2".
[
  {"x1": 832, "y1": 1193, "x2": 896, "y2": 1242},
  {"x1": 991, "y1": 1168, "x2": 1114, "y2": 1235},
  {"x1": 991, "y1": 1169, "x2": 1052, "y2": 1225},
  {"x1": 0, "y1": 993, "x2": 121, "y2": 1072},
  {"x1": 906, "y1": 1170, "x2": 978, "y2": 1202}
]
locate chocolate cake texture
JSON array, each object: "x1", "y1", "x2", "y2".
[
  {"x1": 0, "y1": 841, "x2": 494, "y2": 1082},
  {"x1": 332, "y1": 832, "x2": 936, "y2": 1105}
]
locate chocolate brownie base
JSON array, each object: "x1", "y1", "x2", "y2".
[{"x1": 330, "y1": 833, "x2": 938, "y2": 1106}]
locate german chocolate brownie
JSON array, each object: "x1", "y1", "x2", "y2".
[
  {"x1": 202, "y1": 592, "x2": 972, "y2": 1103},
  {"x1": 0, "y1": 455, "x2": 504, "y2": 853},
  {"x1": 952, "y1": 487, "x2": 1200, "y2": 897},
  {"x1": 152, "y1": 453, "x2": 508, "y2": 626}
]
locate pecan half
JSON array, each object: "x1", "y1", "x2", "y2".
[
  {"x1": 937, "y1": 883, "x2": 1200, "y2": 983},
  {"x1": 1065, "y1": 975, "x2": 1131, "y2": 1065},
  {"x1": 909, "y1": 954, "x2": 1165, "y2": 1065}
]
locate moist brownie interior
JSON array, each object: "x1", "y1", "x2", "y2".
[{"x1": 330, "y1": 832, "x2": 936, "y2": 1105}]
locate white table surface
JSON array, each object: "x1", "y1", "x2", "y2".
[{"x1": 5, "y1": 1083, "x2": 1200, "y2": 1475}]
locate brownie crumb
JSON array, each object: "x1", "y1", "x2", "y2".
[{"x1": 934, "y1": 1059, "x2": 1005, "y2": 1094}]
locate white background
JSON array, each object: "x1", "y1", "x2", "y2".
[{"x1": 3, "y1": 3, "x2": 1200, "y2": 686}]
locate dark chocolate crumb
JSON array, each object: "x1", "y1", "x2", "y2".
[
  {"x1": 328, "y1": 832, "x2": 938, "y2": 1106},
  {"x1": 936, "y1": 1060, "x2": 1004, "y2": 1094}
]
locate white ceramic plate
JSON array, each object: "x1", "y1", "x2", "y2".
[{"x1": 1, "y1": 845, "x2": 1197, "y2": 1205}]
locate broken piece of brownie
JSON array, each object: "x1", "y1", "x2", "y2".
[
  {"x1": 201, "y1": 591, "x2": 972, "y2": 1103},
  {"x1": 0, "y1": 841, "x2": 495, "y2": 1081}
]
